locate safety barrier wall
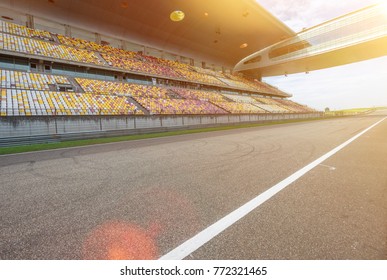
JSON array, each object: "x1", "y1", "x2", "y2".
[{"x1": 0, "y1": 113, "x2": 322, "y2": 147}]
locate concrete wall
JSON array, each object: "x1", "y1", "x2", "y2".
[{"x1": 0, "y1": 113, "x2": 323, "y2": 147}]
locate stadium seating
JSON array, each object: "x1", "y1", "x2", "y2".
[
  {"x1": 223, "y1": 74, "x2": 262, "y2": 90},
  {"x1": 75, "y1": 77, "x2": 228, "y2": 114},
  {"x1": 0, "y1": 20, "x2": 242, "y2": 89},
  {"x1": 0, "y1": 19, "x2": 317, "y2": 116},
  {"x1": 0, "y1": 70, "x2": 143, "y2": 116},
  {"x1": 172, "y1": 88, "x2": 229, "y2": 102},
  {"x1": 0, "y1": 19, "x2": 290, "y2": 95},
  {"x1": 254, "y1": 96, "x2": 314, "y2": 112},
  {"x1": 254, "y1": 96, "x2": 280, "y2": 105},
  {"x1": 57, "y1": 34, "x2": 129, "y2": 55},
  {"x1": 211, "y1": 101, "x2": 266, "y2": 114},
  {"x1": 254, "y1": 103, "x2": 288, "y2": 113},
  {"x1": 0, "y1": 32, "x2": 106, "y2": 65},
  {"x1": 1, "y1": 69, "x2": 69, "y2": 90},
  {"x1": 75, "y1": 78, "x2": 172, "y2": 99},
  {"x1": 0, "y1": 69, "x2": 316, "y2": 116},
  {"x1": 101, "y1": 53, "x2": 181, "y2": 78},
  {"x1": 220, "y1": 93, "x2": 290, "y2": 113},
  {"x1": 173, "y1": 68, "x2": 226, "y2": 86},
  {"x1": 0, "y1": 88, "x2": 6, "y2": 116},
  {"x1": 133, "y1": 96, "x2": 226, "y2": 115},
  {"x1": 222, "y1": 74, "x2": 289, "y2": 97},
  {"x1": 274, "y1": 98, "x2": 316, "y2": 113},
  {"x1": 0, "y1": 20, "x2": 52, "y2": 41},
  {"x1": 217, "y1": 77, "x2": 256, "y2": 91},
  {"x1": 222, "y1": 93, "x2": 257, "y2": 103},
  {"x1": 1, "y1": 89, "x2": 143, "y2": 116}
]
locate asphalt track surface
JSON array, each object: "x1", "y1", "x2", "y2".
[{"x1": 1, "y1": 111, "x2": 386, "y2": 260}]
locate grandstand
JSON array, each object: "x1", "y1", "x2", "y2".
[
  {"x1": 2, "y1": 1, "x2": 387, "y2": 267},
  {"x1": 0, "y1": 18, "x2": 316, "y2": 119}
]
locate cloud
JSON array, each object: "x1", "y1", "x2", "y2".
[
  {"x1": 263, "y1": 57, "x2": 387, "y2": 110},
  {"x1": 258, "y1": 0, "x2": 381, "y2": 32}
]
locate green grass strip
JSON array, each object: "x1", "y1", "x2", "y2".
[{"x1": 0, "y1": 116, "x2": 341, "y2": 155}]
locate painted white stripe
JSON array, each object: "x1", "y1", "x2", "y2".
[{"x1": 160, "y1": 116, "x2": 387, "y2": 260}]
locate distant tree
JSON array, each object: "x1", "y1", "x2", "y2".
[{"x1": 325, "y1": 107, "x2": 330, "y2": 112}]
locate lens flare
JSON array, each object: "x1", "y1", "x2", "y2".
[{"x1": 83, "y1": 221, "x2": 158, "y2": 260}]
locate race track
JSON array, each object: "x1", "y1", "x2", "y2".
[{"x1": 1, "y1": 111, "x2": 386, "y2": 260}]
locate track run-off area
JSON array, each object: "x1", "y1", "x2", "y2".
[{"x1": 1, "y1": 110, "x2": 386, "y2": 260}]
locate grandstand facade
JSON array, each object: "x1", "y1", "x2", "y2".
[{"x1": 0, "y1": 4, "x2": 322, "y2": 146}]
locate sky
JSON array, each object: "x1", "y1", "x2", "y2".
[{"x1": 257, "y1": 0, "x2": 387, "y2": 110}]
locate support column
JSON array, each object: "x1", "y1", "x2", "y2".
[
  {"x1": 95, "y1": 33, "x2": 101, "y2": 44},
  {"x1": 120, "y1": 40, "x2": 126, "y2": 50},
  {"x1": 26, "y1": 14, "x2": 34, "y2": 29},
  {"x1": 64, "y1": 24, "x2": 72, "y2": 37}
]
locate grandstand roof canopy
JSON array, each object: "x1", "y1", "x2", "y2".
[{"x1": 0, "y1": 0, "x2": 295, "y2": 67}]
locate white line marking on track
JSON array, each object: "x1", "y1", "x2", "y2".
[{"x1": 159, "y1": 116, "x2": 387, "y2": 260}]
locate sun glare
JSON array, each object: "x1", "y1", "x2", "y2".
[{"x1": 381, "y1": 1, "x2": 387, "y2": 15}]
